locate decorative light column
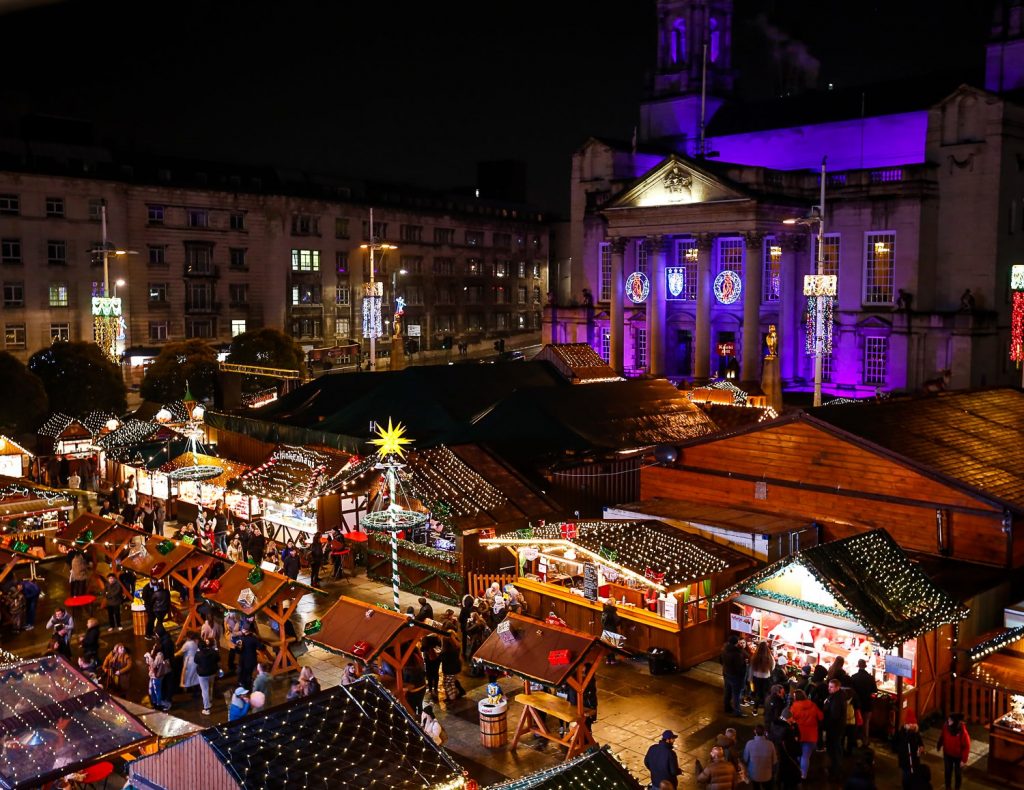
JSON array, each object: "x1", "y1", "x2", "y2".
[
  {"x1": 694, "y1": 233, "x2": 714, "y2": 380},
  {"x1": 360, "y1": 419, "x2": 426, "y2": 611},
  {"x1": 648, "y1": 236, "x2": 669, "y2": 377},
  {"x1": 1011, "y1": 264, "x2": 1024, "y2": 387},
  {"x1": 360, "y1": 208, "x2": 397, "y2": 370},
  {"x1": 609, "y1": 238, "x2": 626, "y2": 375},
  {"x1": 742, "y1": 231, "x2": 766, "y2": 382}
]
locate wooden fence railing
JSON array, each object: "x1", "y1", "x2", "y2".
[
  {"x1": 941, "y1": 676, "x2": 1014, "y2": 725},
  {"x1": 467, "y1": 572, "x2": 514, "y2": 599}
]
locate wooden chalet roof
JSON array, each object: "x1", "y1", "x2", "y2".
[
  {"x1": 809, "y1": 389, "x2": 1024, "y2": 513},
  {"x1": 473, "y1": 613, "x2": 610, "y2": 686},
  {"x1": 229, "y1": 444, "x2": 352, "y2": 504},
  {"x1": 487, "y1": 746, "x2": 643, "y2": 790},
  {"x1": 712, "y1": 529, "x2": 969, "y2": 648},
  {"x1": 305, "y1": 596, "x2": 443, "y2": 663},
  {"x1": 121, "y1": 533, "x2": 196, "y2": 580},
  {"x1": 128, "y1": 677, "x2": 465, "y2": 790},
  {"x1": 613, "y1": 498, "x2": 813, "y2": 537},
  {"x1": 0, "y1": 477, "x2": 73, "y2": 518},
  {"x1": 202, "y1": 562, "x2": 317, "y2": 616}
]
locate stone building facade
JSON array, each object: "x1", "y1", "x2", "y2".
[
  {"x1": 547, "y1": 0, "x2": 1024, "y2": 395},
  {"x1": 0, "y1": 152, "x2": 548, "y2": 369}
]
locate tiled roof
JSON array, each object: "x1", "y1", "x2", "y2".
[{"x1": 810, "y1": 389, "x2": 1024, "y2": 512}]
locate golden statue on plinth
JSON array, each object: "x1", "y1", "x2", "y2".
[{"x1": 765, "y1": 324, "x2": 778, "y2": 359}]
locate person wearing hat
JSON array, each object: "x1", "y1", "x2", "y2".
[
  {"x1": 228, "y1": 686, "x2": 251, "y2": 720},
  {"x1": 644, "y1": 730, "x2": 682, "y2": 789},
  {"x1": 770, "y1": 654, "x2": 790, "y2": 687},
  {"x1": 849, "y1": 658, "x2": 878, "y2": 747}
]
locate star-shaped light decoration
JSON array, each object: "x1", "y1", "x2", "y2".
[{"x1": 369, "y1": 418, "x2": 412, "y2": 459}]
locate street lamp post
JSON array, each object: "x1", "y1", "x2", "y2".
[
  {"x1": 359, "y1": 208, "x2": 397, "y2": 370},
  {"x1": 784, "y1": 156, "x2": 831, "y2": 407}
]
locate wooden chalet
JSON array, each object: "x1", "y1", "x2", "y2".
[{"x1": 642, "y1": 389, "x2": 1024, "y2": 570}]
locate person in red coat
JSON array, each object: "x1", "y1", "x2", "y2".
[
  {"x1": 936, "y1": 712, "x2": 970, "y2": 790},
  {"x1": 789, "y1": 688, "x2": 823, "y2": 780}
]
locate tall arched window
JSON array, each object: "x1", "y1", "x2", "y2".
[{"x1": 709, "y1": 17, "x2": 721, "y2": 63}]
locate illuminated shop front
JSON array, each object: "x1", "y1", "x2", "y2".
[
  {"x1": 713, "y1": 529, "x2": 969, "y2": 728},
  {"x1": 482, "y1": 519, "x2": 754, "y2": 665}
]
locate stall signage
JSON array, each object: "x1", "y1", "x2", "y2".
[
  {"x1": 583, "y1": 562, "x2": 599, "y2": 602},
  {"x1": 717, "y1": 342, "x2": 735, "y2": 356},
  {"x1": 884, "y1": 654, "x2": 914, "y2": 679},
  {"x1": 730, "y1": 614, "x2": 754, "y2": 634},
  {"x1": 522, "y1": 547, "x2": 539, "y2": 561},
  {"x1": 274, "y1": 449, "x2": 319, "y2": 468}
]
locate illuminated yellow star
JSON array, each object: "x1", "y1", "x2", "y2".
[{"x1": 370, "y1": 418, "x2": 413, "y2": 458}]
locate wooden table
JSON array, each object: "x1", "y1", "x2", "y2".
[{"x1": 510, "y1": 690, "x2": 597, "y2": 760}]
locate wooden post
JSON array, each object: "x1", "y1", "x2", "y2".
[
  {"x1": 895, "y1": 642, "x2": 905, "y2": 733},
  {"x1": 262, "y1": 594, "x2": 303, "y2": 676},
  {"x1": 169, "y1": 557, "x2": 215, "y2": 646}
]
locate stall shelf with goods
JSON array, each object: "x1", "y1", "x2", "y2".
[
  {"x1": 127, "y1": 676, "x2": 468, "y2": 790},
  {"x1": 0, "y1": 476, "x2": 75, "y2": 558},
  {"x1": 481, "y1": 519, "x2": 754, "y2": 666},
  {"x1": 711, "y1": 528, "x2": 970, "y2": 728}
]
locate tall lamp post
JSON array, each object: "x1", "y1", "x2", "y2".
[
  {"x1": 360, "y1": 208, "x2": 397, "y2": 370},
  {"x1": 784, "y1": 156, "x2": 835, "y2": 407}
]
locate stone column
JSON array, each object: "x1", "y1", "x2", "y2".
[
  {"x1": 742, "y1": 231, "x2": 766, "y2": 384},
  {"x1": 779, "y1": 233, "x2": 805, "y2": 382},
  {"x1": 694, "y1": 233, "x2": 714, "y2": 380},
  {"x1": 609, "y1": 237, "x2": 626, "y2": 375},
  {"x1": 647, "y1": 235, "x2": 669, "y2": 377}
]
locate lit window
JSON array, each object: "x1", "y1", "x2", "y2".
[
  {"x1": 814, "y1": 233, "x2": 840, "y2": 278},
  {"x1": 291, "y1": 249, "x2": 320, "y2": 272},
  {"x1": 636, "y1": 327, "x2": 648, "y2": 368},
  {"x1": 48, "y1": 283, "x2": 69, "y2": 307},
  {"x1": 717, "y1": 237, "x2": 744, "y2": 275},
  {"x1": 50, "y1": 323, "x2": 70, "y2": 342},
  {"x1": 599, "y1": 242, "x2": 611, "y2": 301},
  {"x1": 864, "y1": 232, "x2": 895, "y2": 305},
  {"x1": 864, "y1": 337, "x2": 888, "y2": 384},
  {"x1": 762, "y1": 237, "x2": 781, "y2": 302},
  {"x1": 231, "y1": 319, "x2": 247, "y2": 337}
]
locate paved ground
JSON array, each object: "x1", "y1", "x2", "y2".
[{"x1": 3, "y1": 537, "x2": 1017, "y2": 789}]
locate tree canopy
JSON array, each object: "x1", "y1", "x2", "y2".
[
  {"x1": 28, "y1": 341, "x2": 126, "y2": 416},
  {"x1": 0, "y1": 352, "x2": 48, "y2": 434},
  {"x1": 140, "y1": 339, "x2": 219, "y2": 403},
  {"x1": 226, "y1": 328, "x2": 306, "y2": 374}
]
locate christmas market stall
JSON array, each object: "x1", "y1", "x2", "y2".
[
  {"x1": 0, "y1": 436, "x2": 32, "y2": 479},
  {"x1": 480, "y1": 520, "x2": 755, "y2": 666},
  {"x1": 711, "y1": 529, "x2": 970, "y2": 729},
  {"x1": 473, "y1": 614, "x2": 615, "y2": 762},
  {"x1": 0, "y1": 477, "x2": 75, "y2": 558},
  {"x1": 158, "y1": 451, "x2": 251, "y2": 524},
  {"x1": 0, "y1": 654, "x2": 153, "y2": 790},
  {"x1": 95, "y1": 418, "x2": 186, "y2": 498},
  {"x1": 303, "y1": 595, "x2": 445, "y2": 713},
  {"x1": 485, "y1": 746, "x2": 643, "y2": 790},
  {"x1": 127, "y1": 676, "x2": 469, "y2": 790},
  {"x1": 948, "y1": 625, "x2": 1024, "y2": 782},
  {"x1": 202, "y1": 560, "x2": 323, "y2": 676},
  {"x1": 226, "y1": 443, "x2": 358, "y2": 541},
  {"x1": 36, "y1": 411, "x2": 115, "y2": 487}
]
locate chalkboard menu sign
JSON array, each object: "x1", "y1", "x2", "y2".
[{"x1": 583, "y1": 562, "x2": 599, "y2": 601}]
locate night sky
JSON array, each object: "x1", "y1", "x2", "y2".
[{"x1": 0, "y1": 0, "x2": 994, "y2": 212}]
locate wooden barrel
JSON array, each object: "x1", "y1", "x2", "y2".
[
  {"x1": 131, "y1": 607, "x2": 147, "y2": 637},
  {"x1": 478, "y1": 700, "x2": 508, "y2": 748}
]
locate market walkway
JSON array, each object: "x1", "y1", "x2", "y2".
[{"x1": 1, "y1": 553, "x2": 1013, "y2": 789}]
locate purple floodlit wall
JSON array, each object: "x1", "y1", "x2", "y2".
[{"x1": 709, "y1": 111, "x2": 929, "y2": 171}]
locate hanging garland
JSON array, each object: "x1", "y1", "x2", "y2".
[
  {"x1": 747, "y1": 586, "x2": 852, "y2": 620},
  {"x1": 368, "y1": 534, "x2": 460, "y2": 565}
]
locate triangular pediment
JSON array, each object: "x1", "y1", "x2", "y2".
[{"x1": 605, "y1": 155, "x2": 750, "y2": 210}]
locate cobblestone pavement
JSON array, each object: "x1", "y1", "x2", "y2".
[{"x1": 3, "y1": 543, "x2": 1014, "y2": 789}]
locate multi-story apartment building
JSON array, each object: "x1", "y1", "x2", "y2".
[{"x1": 0, "y1": 144, "x2": 549, "y2": 368}]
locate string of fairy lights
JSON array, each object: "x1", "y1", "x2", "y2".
[
  {"x1": 0, "y1": 655, "x2": 151, "y2": 787},
  {"x1": 231, "y1": 445, "x2": 346, "y2": 506},
  {"x1": 191, "y1": 678, "x2": 466, "y2": 790},
  {"x1": 713, "y1": 529, "x2": 970, "y2": 649},
  {"x1": 488, "y1": 745, "x2": 639, "y2": 789},
  {"x1": 406, "y1": 446, "x2": 507, "y2": 520}
]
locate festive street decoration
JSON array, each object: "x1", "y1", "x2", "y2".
[
  {"x1": 624, "y1": 271, "x2": 649, "y2": 303},
  {"x1": 362, "y1": 281, "x2": 384, "y2": 339},
  {"x1": 804, "y1": 274, "x2": 837, "y2": 356},
  {"x1": 713, "y1": 270, "x2": 742, "y2": 304},
  {"x1": 967, "y1": 625, "x2": 1024, "y2": 662},
  {"x1": 361, "y1": 419, "x2": 429, "y2": 611},
  {"x1": 1012, "y1": 266, "x2": 1024, "y2": 363},
  {"x1": 229, "y1": 444, "x2": 349, "y2": 506},
  {"x1": 404, "y1": 445, "x2": 507, "y2": 526},
  {"x1": 711, "y1": 529, "x2": 969, "y2": 649}
]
